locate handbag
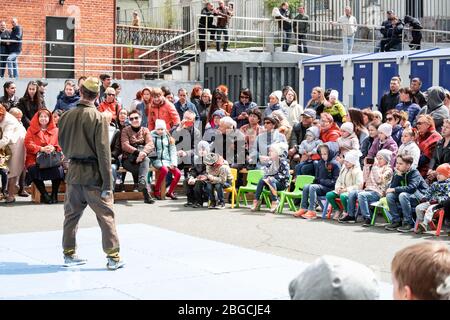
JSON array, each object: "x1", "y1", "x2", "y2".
[{"x1": 36, "y1": 151, "x2": 63, "y2": 169}]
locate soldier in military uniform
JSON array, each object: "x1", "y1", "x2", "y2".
[{"x1": 58, "y1": 77, "x2": 124, "y2": 270}]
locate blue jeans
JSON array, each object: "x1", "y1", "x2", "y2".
[
  {"x1": 206, "y1": 182, "x2": 230, "y2": 203},
  {"x1": 255, "y1": 178, "x2": 284, "y2": 202},
  {"x1": 357, "y1": 191, "x2": 380, "y2": 219},
  {"x1": 343, "y1": 35, "x2": 354, "y2": 54},
  {"x1": 7, "y1": 52, "x2": 19, "y2": 78},
  {"x1": 301, "y1": 184, "x2": 331, "y2": 211},
  {"x1": 346, "y1": 189, "x2": 360, "y2": 217},
  {"x1": 282, "y1": 29, "x2": 292, "y2": 52},
  {"x1": 386, "y1": 191, "x2": 422, "y2": 225},
  {"x1": 294, "y1": 161, "x2": 315, "y2": 176}
]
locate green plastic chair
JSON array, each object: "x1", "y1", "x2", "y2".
[
  {"x1": 370, "y1": 197, "x2": 392, "y2": 225},
  {"x1": 235, "y1": 169, "x2": 264, "y2": 208},
  {"x1": 277, "y1": 175, "x2": 315, "y2": 213},
  {"x1": 258, "y1": 175, "x2": 293, "y2": 210}
]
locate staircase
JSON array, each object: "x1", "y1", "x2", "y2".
[{"x1": 138, "y1": 30, "x2": 198, "y2": 81}]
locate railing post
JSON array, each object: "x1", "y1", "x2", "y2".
[
  {"x1": 83, "y1": 46, "x2": 86, "y2": 76},
  {"x1": 320, "y1": 25, "x2": 323, "y2": 55},
  {"x1": 205, "y1": 19, "x2": 208, "y2": 52},
  {"x1": 262, "y1": 20, "x2": 265, "y2": 51},
  {"x1": 157, "y1": 48, "x2": 160, "y2": 79},
  {"x1": 433, "y1": 30, "x2": 436, "y2": 47},
  {"x1": 372, "y1": 25, "x2": 375, "y2": 52},
  {"x1": 194, "y1": 30, "x2": 199, "y2": 81},
  {"x1": 41, "y1": 42, "x2": 45, "y2": 78},
  {"x1": 121, "y1": 46, "x2": 124, "y2": 80}
]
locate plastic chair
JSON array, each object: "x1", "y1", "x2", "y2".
[
  {"x1": 258, "y1": 175, "x2": 293, "y2": 211},
  {"x1": 235, "y1": 169, "x2": 264, "y2": 208},
  {"x1": 413, "y1": 208, "x2": 445, "y2": 237},
  {"x1": 224, "y1": 168, "x2": 238, "y2": 209},
  {"x1": 321, "y1": 197, "x2": 345, "y2": 219},
  {"x1": 277, "y1": 175, "x2": 315, "y2": 213},
  {"x1": 370, "y1": 197, "x2": 391, "y2": 225}
]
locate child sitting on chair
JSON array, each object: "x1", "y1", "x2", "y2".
[
  {"x1": 251, "y1": 142, "x2": 290, "y2": 213},
  {"x1": 294, "y1": 142, "x2": 340, "y2": 220},
  {"x1": 336, "y1": 122, "x2": 360, "y2": 164},
  {"x1": 204, "y1": 152, "x2": 233, "y2": 210},
  {"x1": 415, "y1": 163, "x2": 450, "y2": 234},
  {"x1": 294, "y1": 126, "x2": 322, "y2": 176},
  {"x1": 325, "y1": 149, "x2": 363, "y2": 221},
  {"x1": 184, "y1": 140, "x2": 210, "y2": 208}
]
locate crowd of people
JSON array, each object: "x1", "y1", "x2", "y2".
[{"x1": 0, "y1": 71, "x2": 450, "y2": 236}]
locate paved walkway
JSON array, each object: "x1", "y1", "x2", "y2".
[{"x1": 0, "y1": 224, "x2": 393, "y2": 300}]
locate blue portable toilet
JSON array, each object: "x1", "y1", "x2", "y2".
[
  {"x1": 409, "y1": 48, "x2": 450, "y2": 90},
  {"x1": 408, "y1": 48, "x2": 441, "y2": 91},
  {"x1": 300, "y1": 53, "x2": 368, "y2": 107},
  {"x1": 351, "y1": 51, "x2": 406, "y2": 109}
]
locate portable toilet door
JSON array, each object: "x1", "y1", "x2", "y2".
[
  {"x1": 325, "y1": 64, "x2": 343, "y2": 98},
  {"x1": 302, "y1": 64, "x2": 321, "y2": 107},
  {"x1": 409, "y1": 48, "x2": 440, "y2": 90},
  {"x1": 411, "y1": 60, "x2": 433, "y2": 89},
  {"x1": 353, "y1": 62, "x2": 373, "y2": 109},
  {"x1": 377, "y1": 61, "x2": 399, "y2": 105},
  {"x1": 439, "y1": 57, "x2": 450, "y2": 90}
]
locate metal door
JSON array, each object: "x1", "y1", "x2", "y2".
[
  {"x1": 410, "y1": 60, "x2": 433, "y2": 90},
  {"x1": 439, "y1": 58, "x2": 450, "y2": 90},
  {"x1": 325, "y1": 64, "x2": 343, "y2": 97},
  {"x1": 303, "y1": 65, "x2": 321, "y2": 106},
  {"x1": 353, "y1": 63, "x2": 373, "y2": 109},
  {"x1": 46, "y1": 17, "x2": 75, "y2": 79},
  {"x1": 378, "y1": 61, "x2": 399, "y2": 105}
]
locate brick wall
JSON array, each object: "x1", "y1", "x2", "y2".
[{"x1": 0, "y1": 0, "x2": 115, "y2": 79}]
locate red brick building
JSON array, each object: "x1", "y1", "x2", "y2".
[{"x1": 0, "y1": 0, "x2": 116, "y2": 79}]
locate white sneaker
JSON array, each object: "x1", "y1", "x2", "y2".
[
  {"x1": 106, "y1": 258, "x2": 125, "y2": 270},
  {"x1": 63, "y1": 255, "x2": 87, "y2": 267}
]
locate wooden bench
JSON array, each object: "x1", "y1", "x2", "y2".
[{"x1": 29, "y1": 167, "x2": 182, "y2": 204}]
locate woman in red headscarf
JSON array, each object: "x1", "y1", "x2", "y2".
[{"x1": 415, "y1": 114, "x2": 442, "y2": 177}]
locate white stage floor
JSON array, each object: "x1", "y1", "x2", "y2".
[{"x1": 0, "y1": 224, "x2": 393, "y2": 300}]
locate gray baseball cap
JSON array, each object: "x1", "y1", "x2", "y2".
[
  {"x1": 289, "y1": 255, "x2": 380, "y2": 300},
  {"x1": 301, "y1": 109, "x2": 317, "y2": 119}
]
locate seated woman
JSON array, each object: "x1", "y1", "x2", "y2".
[
  {"x1": 251, "y1": 142, "x2": 290, "y2": 213},
  {"x1": 294, "y1": 142, "x2": 340, "y2": 220},
  {"x1": 385, "y1": 109, "x2": 404, "y2": 147},
  {"x1": 240, "y1": 108, "x2": 264, "y2": 153},
  {"x1": 151, "y1": 119, "x2": 181, "y2": 200},
  {"x1": 24, "y1": 109, "x2": 64, "y2": 204},
  {"x1": 54, "y1": 80, "x2": 80, "y2": 112},
  {"x1": 415, "y1": 114, "x2": 442, "y2": 178},
  {"x1": 121, "y1": 110, "x2": 155, "y2": 203},
  {"x1": 366, "y1": 123, "x2": 398, "y2": 167}
]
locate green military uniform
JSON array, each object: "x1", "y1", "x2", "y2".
[{"x1": 58, "y1": 80, "x2": 121, "y2": 262}]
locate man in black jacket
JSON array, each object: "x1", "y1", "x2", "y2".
[
  {"x1": 376, "y1": 10, "x2": 394, "y2": 52},
  {"x1": 379, "y1": 76, "x2": 401, "y2": 119},
  {"x1": 0, "y1": 21, "x2": 10, "y2": 78},
  {"x1": 278, "y1": 2, "x2": 292, "y2": 52},
  {"x1": 6, "y1": 18, "x2": 22, "y2": 79},
  {"x1": 410, "y1": 77, "x2": 427, "y2": 108},
  {"x1": 293, "y1": 6, "x2": 309, "y2": 53},
  {"x1": 198, "y1": 2, "x2": 217, "y2": 52},
  {"x1": 404, "y1": 15, "x2": 423, "y2": 50}
]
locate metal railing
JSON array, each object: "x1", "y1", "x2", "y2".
[
  {"x1": 116, "y1": 24, "x2": 185, "y2": 46},
  {"x1": 197, "y1": 15, "x2": 450, "y2": 54}
]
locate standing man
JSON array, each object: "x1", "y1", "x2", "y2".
[
  {"x1": 278, "y1": 2, "x2": 292, "y2": 52},
  {"x1": 58, "y1": 77, "x2": 124, "y2": 270},
  {"x1": 410, "y1": 77, "x2": 427, "y2": 108},
  {"x1": 404, "y1": 15, "x2": 423, "y2": 50},
  {"x1": 6, "y1": 18, "x2": 22, "y2": 79},
  {"x1": 215, "y1": 0, "x2": 233, "y2": 52},
  {"x1": 379, "y1": 76, "x2": 401, "y2": 119},
  {"x1": 198, "y1": 2, "x2": 217, "y2": 52},
  {"x1": 0, "y1": 21, "x2": 10, "y2": 78},
  {"x1": 293, "y1": 6, "x2": 310, "y2": 53},
  {"x1": 333, "y1": 6, "x2": 358, "y2": 54},
  {"x1": 376, "y1": 10, "x2": 395, "y2": 52},
  {"x1": 98, "y1": 74, "x2": 112, "y2": 104}
]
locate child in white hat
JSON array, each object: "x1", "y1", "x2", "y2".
[
  {"x1": 326, "y1": 149, "x2": 364, "y2": 220},
  {"x1": 323, "y1": 90, "x2": 347, "y2": 125},
  {"x1": 336, "y1": 122, "x2": 360, "y2": 163}
]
